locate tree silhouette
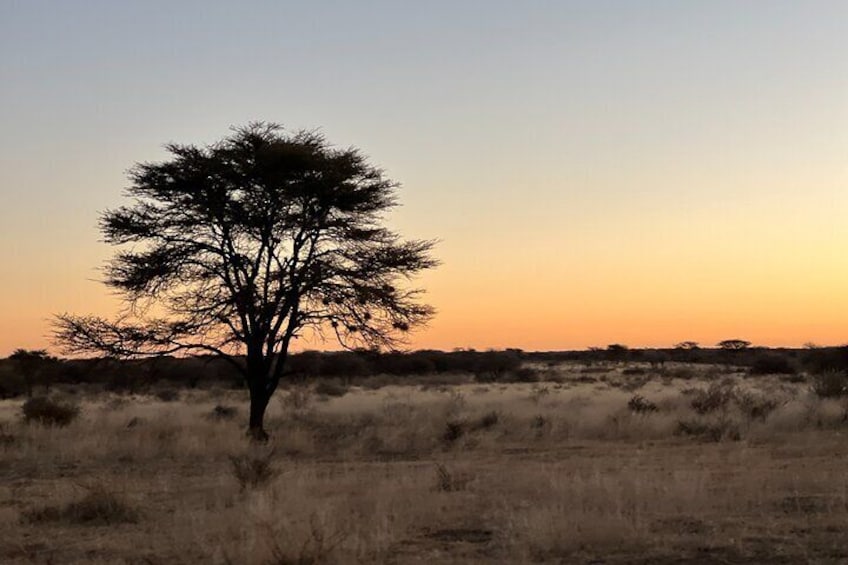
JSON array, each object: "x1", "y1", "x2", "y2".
[
  {"x1": 717, "y1": 339, "x2": 751, "y2": 351},
  {"x1": 606, "y1": 343, "x2": 628, "y2": 362},
  {"x1": 54, "y1": 123, "x2": 438, "y2": 440}
]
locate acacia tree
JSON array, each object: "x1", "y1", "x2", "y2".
[
  {"x1": 54, "y1": 123, "x2": 438, "y2": 439},
  {"x1": 717, "y1": 339, "x2": 751, "y2": 351}
]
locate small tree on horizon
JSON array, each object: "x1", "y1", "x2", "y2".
[
  {"x1": 606, "y1": 343, "x2": 629, "y2": 363},
  {"x1": 717, "y1": 339, "x2": 751, "y2": 351},
  {"x1": 53, "y1": 123, "x2": 438, "y2": 440}
]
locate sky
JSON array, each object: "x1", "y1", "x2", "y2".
[{"x1": 1, "y1": 1, "x2": 846, "y2": 356}]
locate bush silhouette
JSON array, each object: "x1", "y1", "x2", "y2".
[{"x1": 749, "y1": 353, "x2": 795, "y2": 375}]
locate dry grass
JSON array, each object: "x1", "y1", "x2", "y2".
[
  {"x1": 23, "y1": 486, "x2": 139, "y2": 526},
  {"x1": 1, "y1": 363, "x2": 848, "y2": 563}
]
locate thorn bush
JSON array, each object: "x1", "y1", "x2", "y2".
[{"x1": 21, "y1": 397, "x2": 80, "y2": 427}]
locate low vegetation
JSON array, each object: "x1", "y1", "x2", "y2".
[
  {"x1": 627, "y1": 394, "x2": 658, "y2": 413},
  {"x1": 23, "y1": 487, "x2": 139, "y2": 526},
  {"x1": 2, "y1": 360, "x2": 848, "y2": 562},
  {"x1": 208, "y1": 404, "x2": 238, "y2": 421},
  {"x1": 3, "y1": 345, "x2": 846, "y2": 398},
  {"x1": 810, "y1": 370, "x2": 848, "y2": 398},
  {"x1": 20, "y1": 396, "x2": 79, "y2": 427},
  {"x1": 229, "y1": 449, "x2": 279, "y2": 491}
]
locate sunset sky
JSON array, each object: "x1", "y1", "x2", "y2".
[{"x1": 1, "y1": 1, "x2": 846, "y2": 356}]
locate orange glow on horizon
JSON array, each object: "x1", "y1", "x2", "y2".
[{"x1": 4, "y1": 243, "x2": 846, "y2": 357}]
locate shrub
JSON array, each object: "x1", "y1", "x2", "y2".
[
  {"x1": 781, "y1": 373, "x2": 806, "y2": 384},
  {"x1": 749, "y1": 354, "x2": 795, "y2": 375},
  {"x1": 378, "y1": 351, "x2": 437, "y2": 375},
  {"x1": 442, "y1": 420, "x2": 465, "y2": 445},
  {"x1": 531, "y1": 415, "x2": 547, "y2": 429},
  {"x1": 229, "y1": 450, "x2": 279, "y2": 490},
  {"x1": 0, "y1": 366, "x2": 27, "y2": 398},
  {"x1": 21, "y1": 397, "x2": 79, "y2": 427},
  {"x1": 154, "y1": 388, "x2": 180, "y2": 402},
  {"x1": 666, "y1": 366, "x2": 697, "y2": 380},
  {"x1": 690, "y1": 382, "x2": 735, "y2": 414},
  {"x1": 314, "y1": 380, "x2": 349, "y2": 397},
  {"x1": 800, "y1": 346, "x2": 848, "y2": 375},
  {"x1": 735, "y1": 392, "x2": 779, "y2": 421},
  {"x1": 208, "y1": 404, "x2": 238, "y2": 421},
  {"x1": 675, "y1": 419, "x2": 740, "y2": 442},
  {"x1": 312, "y1": 351, "x2": 370, "y2": 378},
  {"x1": 23, "y1": 487, "x2": 139, "y2": 525},
  {"x1": 125, "y1": 416, "x2": 143, "y2": 429},
  {"x1": 811, "y1": 370, "x2": 848, "y2": 398},
  {"x1": 628, "y1": 394, "x2": 658, "y2": 414},
  {"x1": 512, "y1": 367, "x2": 540, "y2": 383},
  {"x1": 472, "y1": 350, "x2": 523, "y2": 382},
  {"x1": 104, "y1": 397, "x2": 130, "y2": 411},
  {"x1": 474, "y1": 371, "x2": 499, "y2": 383},
  {"x1": 476, "y1": 411, "x2": 500, "y2": 430},
  {"x1": 619, "y1": 373, "x2": 652, "y2": 392}
]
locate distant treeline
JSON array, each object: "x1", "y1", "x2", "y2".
[
  {"x1": 1, "y1": 346, "x2": 847, "y2": 398},
  {"x1": 530, "y1": 346, "x2": 848, "y2": 374}
]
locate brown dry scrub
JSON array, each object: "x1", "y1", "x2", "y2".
[{"x1": 0, "y1": 367, "x2": 847, "y2": 563}]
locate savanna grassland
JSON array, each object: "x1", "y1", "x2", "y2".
[{"x1": 2, "y1": 362, "x2": 848, "y2": 564}]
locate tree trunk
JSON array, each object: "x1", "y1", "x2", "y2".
[
  {"x1": 247, "y1": 384, "x2": 270, "y2": 442},
  {"x1": 245, "y1": 347, "x2": 287, "y2": 442}
]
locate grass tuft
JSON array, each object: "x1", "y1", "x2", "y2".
[
  {"x1": 229, "y1": 450, "x2": 279, "y2": 490},
  {"x1": 627, "y1": 394, "x2": 659, "y2": 414},
  {"x1": 442, "y1": 420, "x2": 465, "y2": 445}
]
